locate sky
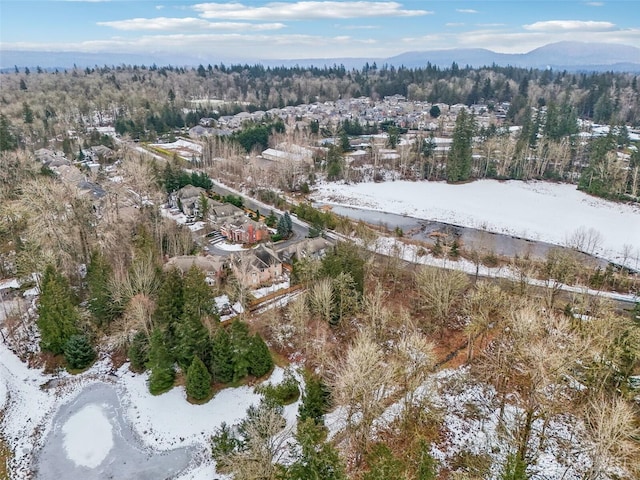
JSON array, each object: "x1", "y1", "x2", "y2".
[{"x1": 0, "y1": 0, "x2": 639, "y2": 61}]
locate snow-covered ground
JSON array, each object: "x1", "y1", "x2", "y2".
[{"x1": 313, "y1": 179, "x2": 640, "y2": 268}]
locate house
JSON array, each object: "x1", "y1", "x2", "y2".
[
  {"x1": 279, "y1": 237, "x2": 333, "y2": 264},
  {"x1": 220, "y1": 217, "x2": 269, "y2": 244},
  {"x1": 170, "y1": 185, "x2": 206, "y2": 217},
  {"x1": 188, "y1": 125, "x2": 212, "y2": 138},
  {"x1": 261, "y1": 143, "x2": 315, "y2": 165},
  {"x1": 164, "y1": 254, "x2": 226, "y2": 285},
  {"x1": 229, "y1": 245, "x2": 282, "y2": 288},
  {"x1": 209, "y1": 203, "x2": 245, "y2": 223},
  {"x1": 88, "y1": 145, "x2": 115, "y2": 162}
]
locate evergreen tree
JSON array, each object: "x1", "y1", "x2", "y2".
[
  {"x1": 285, "y1": 418, "x2": 347, "y2": 480},
  {"x1": 175, "y1": 266, "x2": 213, "y2": 369},
  {"x1": 248, "y1": 333, "x2": 273, "y2": 378},
  {"x1": 64, "y1": 335, "x2": 96, "y2": 370},
  {"x1": 86, "y1": 251, "x2": 117, "y2": 326},
  {"x1": 449, "y1": 238, "x2": 460, "y2": 259},
  {"x1": 363, "y1": 444, "x2": 405, "y2": 480},
  {"x1": 128, "y1": 331, "x2": 149, "y2": 372},
  {"x1": 447, "y1": 109, "x2": 475, "y2": 183},
  {"x1": 298, "y1": 374, "x2": 330, "y2": 425},
  {"x1": 154, "y1": 267, "x2": 184, "y2": 341},
  {"x1": 320, "y1": 242, "x2": 365, "y2": 294},
  {"x1": 210, "y1": 327, "x2": 234, "y2": 384},
  {"x1": 147, "y1": 328, "x2": 175, "y2": 395},
  {"x1": 37, "y1": 265, "x2": 79, "y2": 355},
  {"x1": 284, "y1": 212, "x2": 293, "y2": 234},
  {"x1": 277, "y1": 215, "x2": 289, "y2": 237},
  {"x1": 186, "y1": 355, "x2": 212, "y2": 401},
  {"x1": 22, "y1": 102, "x2": 34, "y2": 124},
  {"x1": 0, "y1": 114, "x2": 17, "y2": 151},
  {"x1": 229, "y1": 320, "x2": 251, "y2": 382}
]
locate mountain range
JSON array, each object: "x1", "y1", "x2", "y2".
[{"x1": 2, "y1": 42, "x2": 639, "y2": 72}]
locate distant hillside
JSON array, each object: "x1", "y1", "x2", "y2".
[
  {"x1": 2, "y1": 42, "x2": 639, "y2": 72},
  {"x1": 384, "y1": 42, "x2": 640, "y2": 71}
]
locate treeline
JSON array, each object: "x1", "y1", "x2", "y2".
[{"x1": 2, "y1": 62, "x2": 638, "y2": 152}]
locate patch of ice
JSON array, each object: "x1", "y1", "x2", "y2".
[{"x1": 62, "y1": 404, "x2": 114, "y2": 468}]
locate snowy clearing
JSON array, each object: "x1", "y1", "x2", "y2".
[{"x1": 313, "y1": 179, "x2": 640, "y2": 268}]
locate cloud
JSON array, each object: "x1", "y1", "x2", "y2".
[
  {"x1": 445, "y1": 23, "x2": 465, "y2": 27},
  {"x1": 1, "y1": 33, "x2": 386, "y2": 59},
  {"x1": 193, "y1": 1, "x2": 431, "y2": 20},
  {"x1": 156, "y1": 5, "x2": 165, "y2": 9},
  {"x1": 97, "y1": 17, "x2": 286, "y2": 31},
  {"x1": 335, "y1": 24, "x2": 380, "y2": 30},
  {"x1": 401, "y1": 26, "x2": 640, "y2": 54},
  {"x1": 524, "y1": 20, "x2": 615, "y2": 32},
  {"x1": 585, "y1": 1, "x2": 604, "y2": 6},
  {"x1": 456, "y1": 9, "x2": 478, "y2": 14}
]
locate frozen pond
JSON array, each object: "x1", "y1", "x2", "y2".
[
  {"x1": 34, "y1": 382, "x2": 193, "y2": 480},
  {"x1": 317, "y1": 202, "x2": 608, "y2": 265}
]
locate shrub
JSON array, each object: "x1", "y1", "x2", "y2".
[{"x1": 255, "y1": 369, "x2": 300, "y2": 406}]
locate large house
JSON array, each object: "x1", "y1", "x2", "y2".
[
  {"x1": 170, "y1": 185, "x2": 206, "y2": 218},
  {"x1": 220, "y1": 217, "x2": 269, "y2": 244},
  {"x1": 164, "y1": 255, "x2": 226, "y2": 285},
  {"x1": 229, "y1": 245, "x2": 282, "y2": 288},
  {"x1": 279, "y1": 237, "x2": 333, "y2": 264}
]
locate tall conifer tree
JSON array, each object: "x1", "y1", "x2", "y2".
[{"x1": 37, "y1": 265, "x2": 79, "y2": 355}]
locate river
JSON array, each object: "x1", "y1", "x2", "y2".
[{"x1": 317, "y1": 202, "x2": 609, "y2": 266}]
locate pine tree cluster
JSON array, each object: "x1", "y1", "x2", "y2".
[{"x1": 138, "y1": 265, "x2": 273, "y2": 398}]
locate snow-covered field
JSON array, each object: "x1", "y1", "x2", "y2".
[{"x1": 313, "y1": 179, "x2": 640, "y2": 268}]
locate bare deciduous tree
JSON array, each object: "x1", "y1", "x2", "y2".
[
  {"x1": 414, "y1": 265, "x2": 468, "y2": 332},
  {"x1": 583, "y1": 396, "x2": 640, "y2": 480},
  {"x1": 328, "y1": 331, "x2": 397, "y2": 467},
  {"x1": 309, "y1": 278, "x2": 333, "y2": 324}
]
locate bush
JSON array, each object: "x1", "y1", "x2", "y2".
[
  {"x1": 64, "y1": 335, "x2": 96, "y2": 370},
  {"x1": 255, "y1": 369, "x2": 300, "y2": 406}
]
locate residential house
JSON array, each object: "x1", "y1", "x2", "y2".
[
  {"x1": 279, "y1": 237, "x2": 333, "y2": 264},
  {"x1": 220, "y1": 217, "x2": 269, "y2": 244},
  {"x1": 229, "y1": 245, "x2": 282, "y2": 288},
  {"x1": 170, "y1": 185, "x2": 206, "y2": 218},
  {"x1": 164, "y1": 254, "x2": 226, "y2": 285},
  {"x1": 209, "y1": 203, "x2": 245, "y2": 223}
]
